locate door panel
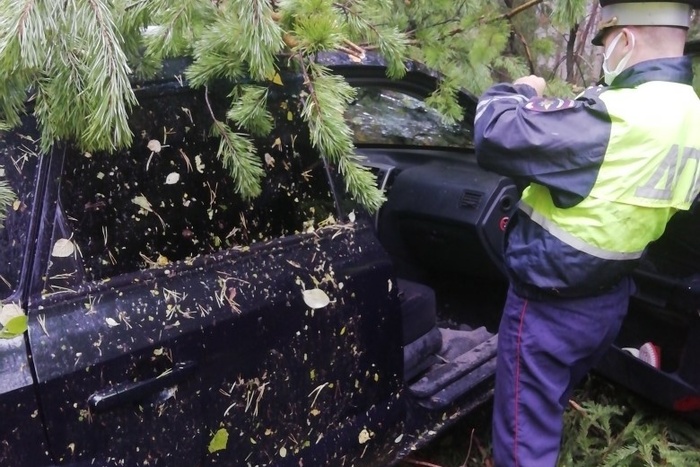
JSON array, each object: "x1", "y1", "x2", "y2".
[
  {"x1": 29, "y1": 221, "x2": 401, "y2": 464},
  {"x1": 193, "y1": 227, "x2": 401, "y2": 465},
  {"x1": 27, "y1": 73, "x2": 403, "y2": 464},
  {"x1": 29, "y1": 272, "x2": 206, "y2": 463}
]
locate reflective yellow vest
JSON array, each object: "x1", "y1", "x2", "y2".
[
  {"x1": 475, "y1": 57, "x2": 700, "y2": 297},
  {"x1": 521, "y1": 80, "x2": 700, "y2": 261}
]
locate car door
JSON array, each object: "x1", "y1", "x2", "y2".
[
  {"x1": 27, "y1": 70, "x2": 403, "y2": 465},
  {"x1": 0, "y1": 118, "x2": 54, "y2": 467},
  {"x1": 26, "y1": 82, "x2": 214, "y2": 465}
]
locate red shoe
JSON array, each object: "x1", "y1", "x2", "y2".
[{"x1": 638, "y1": 342, "x2": 661, "y2": 369}]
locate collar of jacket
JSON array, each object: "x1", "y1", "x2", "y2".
[{"x1": 609, "y1": 56, "x2": 693, "y2": 88}]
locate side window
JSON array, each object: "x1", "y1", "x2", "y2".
[
  {"x1": 48, "y1": 84, "x2": 335, "y2": 287},
  {"x1": 346, "y1": 87, "x2": 474, "y2": 148},
  {"x1": 0, "y1": 120, "x2": 40, "y2": 300}
]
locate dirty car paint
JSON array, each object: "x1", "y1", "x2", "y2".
[{"x1": 23, "y1": 71, "x2": 405, "y2": 465}]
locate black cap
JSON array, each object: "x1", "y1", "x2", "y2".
[{"x1": 592, "y1": 1, "x2": 700, "y2": 46}]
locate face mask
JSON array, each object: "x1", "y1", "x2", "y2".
[{"x1": 602, "y1": 31, "x2": 635, "y2": 85}]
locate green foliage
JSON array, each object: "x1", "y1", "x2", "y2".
[
  {"x1": 560, "y1": 378, "x2": 700, "y2": 466},
  {"x1": 404, "y1": 0, "x2": 528, "y2": 101},
  {"x1": 114, "y1": 0, "x2": 161, "y2": 78},
  {"x1": 334, "y1": 0, "x2": 410, "y2": 79},
  {"x1": 0, "y1": 0, "x2": 604, "y2": 210},
  {"x1": 0, "y1": 0, "x2": 136, "y2": 152},
  {"x1": 142, "y1": 0, "x2": 217, "y2": 62},
  {"x1": 0, "y1": 314, "x2": 27, "y2": 339},
  {"x1": 300, "y1": 61, "x2": 385, "y2": 211},
  {"x1": 209, "y1": 114, "x2": 265, "y2": 200},
  {"x1": 551, "y1": 0, "x2": 588, "y2": 30},
  {"x1": 227, "y1": 86, "x2": 274, "y2": 137},
  {"x1": 0, "y1": 169, "x2": 12, "y2": 225},
  {"x1": 184, "y1": 6, "x2": 248, "y2": 88},
  {"x1": 545, "y1": 76, "x2": 578, "y2": 98},
  {"x1": 402, "y1": 375, "x2": 700, "y2": 467},
  {"x1": 531, "y1": 37, "x2": 557, "y2": 61}
]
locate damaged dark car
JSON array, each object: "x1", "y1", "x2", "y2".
[{"x1": 1, "y1": 49, "x2": 699, "y2": 466}]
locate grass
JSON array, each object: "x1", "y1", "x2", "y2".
[{"x1": 399, "y1": 374, "x2": 700, "y2": 467}]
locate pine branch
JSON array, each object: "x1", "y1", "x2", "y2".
[
  {"x1": 80, "y1": 0, "x2": 136, "y2": 150},
  {"x1": 331, "y1": 0, "x2": 408, "y2": 78},
  {"x1": 143, "y1": 0, "x2": 217, "y2": 60},
  {"x1": 0, "y1": 0, "x2": 45, "y2": 129},
  {"x1": 230, "y1": 0, "x2": 283, "y2": 80},
  {"x1": 441, "y1": 0, "x2": 544, "y2": 37},
  {"x1": 296, "y1": 56, "x2": 384, "y2": 212},
  {"x1": 226, "y1": 85, "x2": 274, "y2": 136},
  {"x1": 0, "y1": 0, "x2": 603, "y2": 214},
  {"x1": 204, "y1": 85, "x2": 265, "y2": 199},
  {"x1": 499, "y1": 0, "x2": 544, "y2": 21},
  {"x1": 514, "y1": 29, "x2": 535, "y2": 74},
  {"x1": 0, "y1": 172, "x2": 13, "y2": 226}
]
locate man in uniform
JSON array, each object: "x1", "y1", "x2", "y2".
[{"x1": 474, "y1": 1, "x2": 700, "y2": 465}]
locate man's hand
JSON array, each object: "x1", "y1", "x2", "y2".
[{"x1": 514, "y1": 75, "x2": 546, "y2": 97}]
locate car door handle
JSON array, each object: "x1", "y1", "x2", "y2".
[{"x1": 88, "y1": 360, "x2": 197, "y2": 413}]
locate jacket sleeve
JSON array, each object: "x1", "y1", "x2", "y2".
[{"x1": 474, "y1": 83, "x2": 613, "y2": 208}]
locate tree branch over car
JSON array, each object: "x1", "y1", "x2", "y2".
[{"x1": 0, "y1": 0, "x2": 604, "y2": 215}]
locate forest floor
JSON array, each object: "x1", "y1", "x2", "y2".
[{"x1": 398, "y1": 374, "x2": 700, "y2": 467}]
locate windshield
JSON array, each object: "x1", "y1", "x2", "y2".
[{"x1": 346, "y1": 87, "x2": 473, "y2": 148}]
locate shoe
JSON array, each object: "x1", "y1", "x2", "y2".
[
  {"x1": 622, "y1": 342, "x2": 661, "y2": 369},
  {"x1": 638, "y1": 342, "x2": 661, "y2": 369}
]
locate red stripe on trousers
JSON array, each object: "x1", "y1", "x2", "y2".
[{"x1": 513, "y1": 298, "x2": 528, "y2": 467}]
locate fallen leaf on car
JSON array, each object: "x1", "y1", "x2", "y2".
[
  {"x1": 105, "y1": 317, "x2": 119, "y2": 327},
  {"x1": 0, "y1": 303, "x2": 23, "y2": 326},
  {"x1": 208, "y1": 428, "x2": 228, "y2": 453},
  {"x1": 358, "y1": 428, "x2": 372, "y2": 444},
  {"x1": 302, "y1": 289, "x2": 330, "y2": 309},
  {"x1": 147, "y1": 139, "x2": 162, "y2": 153},
  {"x1": 195, "y1": 155, "x2": 205, "y2": 173},
  {"x1": 52, "y1": 238, "x2": 75, "y2": 258},
  {"x1": 165, "y1": 172, "x2": 180, "y2": 184},
  {"x1": 0, "y1": 314, "x2": 28, "y2": 339},
  {"x1": 132, "y1": 195, "x2": 153, "y2": 212}
]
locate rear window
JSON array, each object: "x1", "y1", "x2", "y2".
[
  {"x1": 52, "y1": 85, "x2": 335, "y2": 284},
  {"x1": 0, "y1": 120, "x2": 40, "y2": 299}
]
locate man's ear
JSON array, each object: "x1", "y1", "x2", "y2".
[{"x1": 621, "y1": 27, "x2": 636, "y2": 50}]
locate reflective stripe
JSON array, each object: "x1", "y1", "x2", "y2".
[
  {"x1": 634, "y1": 145, "x2": 700, "y2": 201},
  {"x1": 519, "y1": 204, "x2": 644, "y2": 261},
  {"x1": 598, "y1": 82, "x2": 700, "y2": 210},
  {"x1": 475, "y1": 95, "x2": 529, "y2": 123}
]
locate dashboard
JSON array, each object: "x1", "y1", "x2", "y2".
[{"x1": 358, "y1": 147, "x2": 518, "y2": 280}]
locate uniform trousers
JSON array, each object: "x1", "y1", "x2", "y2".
[{"x1": 491, "y1": 278, "x2": 633, "y2": 466}]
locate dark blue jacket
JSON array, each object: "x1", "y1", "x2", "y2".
[{"x1": 475, "y1": 57, "x2": 700, "y2": 298}]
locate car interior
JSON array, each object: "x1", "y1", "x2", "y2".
[{"x1": 346, "y1": 83, "x2": 700, "y2": 417}]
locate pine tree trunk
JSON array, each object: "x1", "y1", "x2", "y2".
[{"x1": 566, "y1": 24, "x2": 579, "y2": 83}]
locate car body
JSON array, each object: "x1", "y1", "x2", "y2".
[{"x1": 0, "y1": 51, "x2": 698, "y2": 466}]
